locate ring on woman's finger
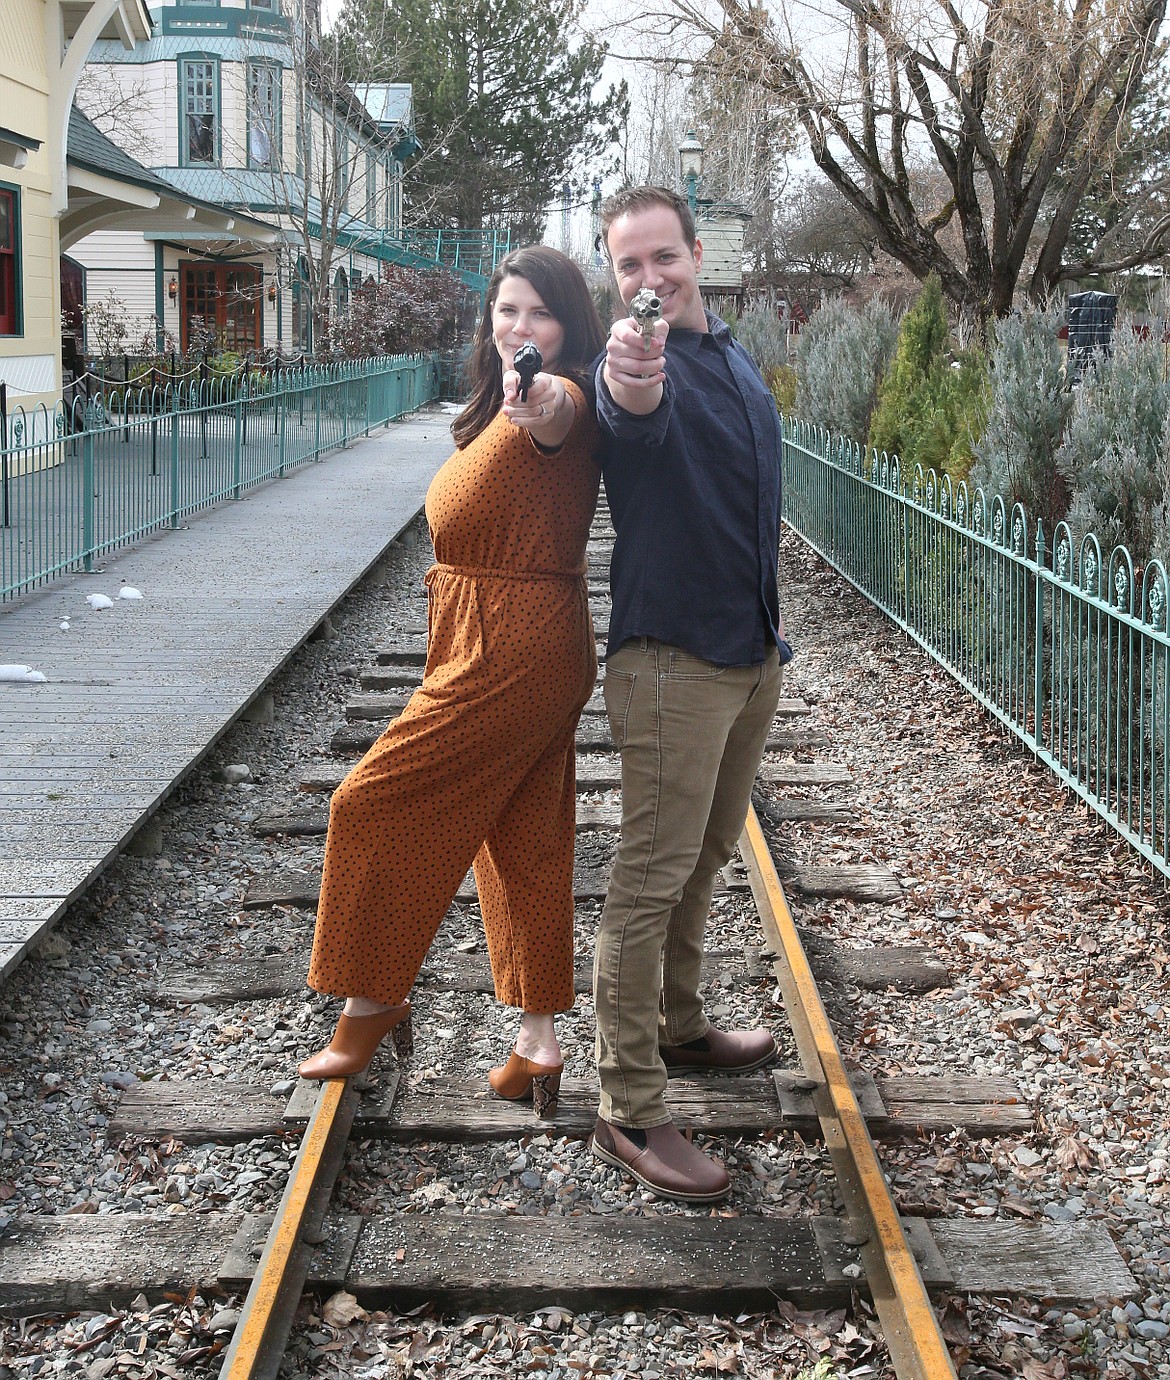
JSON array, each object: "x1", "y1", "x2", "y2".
[{"x1": 538, "y1": 403, "x2": 547, "y2": 417}]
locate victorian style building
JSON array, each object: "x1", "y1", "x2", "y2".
[
  {"x1": 2, "y1": 0, "x2": 253, "y2": 417},
  {"x1": 69, "y1": 0, "x2": 426, "y2": 355}
]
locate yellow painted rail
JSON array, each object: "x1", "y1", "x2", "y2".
[
  {"x1": 739, "y1": 805, "x2": 958, "y2": 1380},
  {"x1": 219, "y1": 1077, "x2": 358, "y2": 1380}
]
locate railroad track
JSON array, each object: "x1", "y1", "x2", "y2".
[{"x1": 0, "y1": 502, "x2": 1138, "y2": 1377}]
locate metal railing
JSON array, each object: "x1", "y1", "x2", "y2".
[
  {"x1": 1, "y1": 354, "x2": 438, "y2": 603},
  {"x1": 382, "y1": 228, "x2": 512, "y2": 278},
  {"x1": 782, "y1": 419, "x2": 1170, "y2": 880}
]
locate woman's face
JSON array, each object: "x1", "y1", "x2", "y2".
[{"x1": 491, "y1": 273, "x2": 565, "y2": 375}]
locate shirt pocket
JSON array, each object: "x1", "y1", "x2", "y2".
[{"x1": 679, "y1": 387, "x2": 737, "y2": 464}]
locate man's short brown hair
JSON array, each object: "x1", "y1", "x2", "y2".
[{"x1": 599, "y1": 186, "x2": 697, "y2": 253}]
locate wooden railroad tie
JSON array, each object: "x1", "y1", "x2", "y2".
[
  {"x1": 297, "y1": 756, "x2": 855, "y2": 795},
  {"x1": 0, "y1": 1209, "x2": 1137, "y2": 1317},
  {"x1": 250, "y1": 796, "x2": 852, "y2": 839},
  {"x1": 343, "y1": 691, "x2": 815, "y2": 720},
  {"x1": 237, "y1": 856, "x2": 902, "y2": 912},
  {"x1": 329, "y1": 716, "x2": 829, "y2": 757},
  {"x1": 156, "y1": 942, "x2": 949, "y2": 1007},
  {"x1": 106, "y1": 1066, "x2": 1031, "y2": 1147}
]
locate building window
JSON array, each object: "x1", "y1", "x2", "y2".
[
  {"x1": 291, "y1": 256, "x2": 311, "y2": 352},
  {"x1": 181, "y1": 58, "x2": 219, "y2": 166},
  {"x1": 365, "y1": 152, "x2": 376, "y2": 225},
  {"x1": 181, "y1": 263, "x2": 262, "y2": 352},
  {"x1": 333, "y1": 267, "x2": 348, "y2": 319},
  {"x1": 248, "y1": 62, "x2": 281, "y2": 169},
  {"x1": 249, "y1": 0, "x2": 279, "y2": 10},
  {"x1": 0, "y1": 186, "x2": 20, "y2": 336}
]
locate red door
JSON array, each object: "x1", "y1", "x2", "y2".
[{"x1": 180, "y1": 262, "x2": 262, "y2": 352}]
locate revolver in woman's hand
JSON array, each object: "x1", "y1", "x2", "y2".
[{"x1": 513, "y1": 342, "x2": 543, "y2": 400}]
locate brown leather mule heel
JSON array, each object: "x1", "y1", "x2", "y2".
[
  {"x1": 488, "y1": 1050, "x2": 564, "y2": 1119},
  {"x1": 298, "y1": 1002, "x2": 412, "y2": 1080}
]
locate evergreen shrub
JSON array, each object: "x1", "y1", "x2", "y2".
[
  {"x1": 735, "y1": 303, "x2": 790, "y2": 375},
  {"x1": 1152, "y1": 422, "x2": 1170, "y2": 574},
  {"x1": 793, "y1": 297, "x2": 899, "y2": 445},
  {"x1": 971, "y1": 307, "x2": 1071, "y2": 540},
  {"x1": 1059, "y1": 326, "x2": 1170, "y2": 567},
  {"x1": 867, "y1": 276, "x2": 987, "y2": 484},
  {"x1": 735, "y1": 302, "x2": 797, "y2": 416},
  {"x1": 770, "y1": 366, "x2": 797, "y2": 416}
]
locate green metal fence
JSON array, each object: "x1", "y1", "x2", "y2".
[
  {"x1": 1, "y1": 354, "x2": 438, "y2": 603},
  {"x1": 782, "y1": 419, "x2": 1170, "y2": 880}
]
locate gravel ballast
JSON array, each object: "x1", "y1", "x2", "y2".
[{"x1": 0, "y1": 515, "x2": 1167, "y2": 1379}]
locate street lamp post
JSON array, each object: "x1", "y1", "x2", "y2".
[{"x1": 679, "y1": 130, "x2": 704, "y2": 214}]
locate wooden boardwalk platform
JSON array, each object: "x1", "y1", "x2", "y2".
[{"x1": 0, "y1": 408, "x2": 455, "y2": 980}]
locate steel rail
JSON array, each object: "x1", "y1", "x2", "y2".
[
  {"x1": 739, "y1": 804, "x2": 958, "y2": 1380},
  {"x1": 218, "y1": 1077, "x2": 359, "y2": 1380}
]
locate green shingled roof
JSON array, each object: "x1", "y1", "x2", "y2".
[{"x1": 68, "y1": 106, "x2": 181, "y2": 197}]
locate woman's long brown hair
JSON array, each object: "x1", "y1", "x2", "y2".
[{"x1": 452, "y1": 245, "x2": 605, "y2": 449}]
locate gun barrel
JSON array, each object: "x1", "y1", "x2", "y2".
[
  {"x1": 513, "y1": 342, "x2": 543, "y2": 401},
  {"x1": 630, "y1": 288, "x2": 663, "y2": 348}
]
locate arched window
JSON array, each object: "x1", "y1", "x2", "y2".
[{"x1": 333, "y1": 267, "x2": 349, "y2": 317}]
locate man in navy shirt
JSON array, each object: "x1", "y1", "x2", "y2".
[{"x1": 590, "y1": 186, "x2": 791, "y2": 1203}]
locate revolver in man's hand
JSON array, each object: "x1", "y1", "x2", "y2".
[
  {"x1": 513, "y1": 342, "x2": 543, "y2": 401},
  {"x1": 630, "y1": 288, "x2": 662, "y2": 350}
]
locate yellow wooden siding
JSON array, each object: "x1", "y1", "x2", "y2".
[{"x1": 0, "y1": 1, "x2": 59, "y2": 416}]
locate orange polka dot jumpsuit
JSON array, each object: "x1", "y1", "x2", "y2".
[{"x1": 306, "y1": 381, "x2": 599, "y2": 1015}]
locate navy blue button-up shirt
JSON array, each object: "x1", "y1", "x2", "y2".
[{"x1": 595, "y1": 312, "x2": 790, "y2": 667}]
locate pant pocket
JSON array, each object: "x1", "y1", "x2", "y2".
[
  {"x1": 602, "y1": 668, "x2": 637, "y2": 750},
  {"x1": 665, "y1": 648, "x2": 725, "y2": 679}
]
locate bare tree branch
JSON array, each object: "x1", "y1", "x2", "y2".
[{"x1": 629, "y1": 0, "x2": 1169, "y2": 324}]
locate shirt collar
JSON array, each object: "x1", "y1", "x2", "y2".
[{"x1": 669, "y1": 311, "x2": 730, "y2": 354}]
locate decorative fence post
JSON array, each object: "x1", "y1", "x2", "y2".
[
  {"x1": 233, "y1": 380, "x2": 244, "y2": 499},
  {"x1": 170, "y1": 383, "x2": 181, "y2": 528},
  {"x1": 200, "y1": 355, "x2": 209, "y2": 460},
  {"x1": 902, "y1": 477, "x2": 911, "y2": 631},
  {"x1": 314, "y1": 374, "x2": 322, "y2": 462},
  {"x1": 149, "y1": 370, "x2": 159, "y2": 478},
  {"x1": 278, "y1": 372, "x2": 287, "y2": 478},
  {"x1": 82, "y1": 417, "x2": 96, "y2": 572},
  {"x1": 121, "y1": 354, "x2": 131, "y2": 445},
  {"x1": 241, "y1": 364, "x2": 250, "y2": 450},
  {"x1": 1033, "y1": 521, "x2": 1047, "y2": 752},
  {"x1": 1, "y1": 381, "x2": 9, "y2": 530}
]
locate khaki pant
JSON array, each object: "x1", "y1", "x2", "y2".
[{"x1": 594, "y1": 638, "x2": 784, "y2": 1127}]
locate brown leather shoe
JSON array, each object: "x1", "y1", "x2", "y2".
[
  {"x1": 298, "y1": 1002, "x2": 411, "y2": 1080},
  {"x1": 488, "y1": 1050, "x2": 564, "y2": 1119},
  {"x1": 660, "y1": 1025, "x2": 778, "y2": 1074},
  {"x1": 591, "y1": 1117, "x2": 730, "y2": 1203}
]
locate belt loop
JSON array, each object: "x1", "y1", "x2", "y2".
[{"x1": 640, "y1": 635, "x2": 649, "y2": 653}]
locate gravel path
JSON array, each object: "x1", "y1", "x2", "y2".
[{"x1": 0, "y1": 517, "x2": 1167, "y2": 1380}]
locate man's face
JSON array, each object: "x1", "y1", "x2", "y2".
[{"x1": 606, "y1": 205, "x2": 706, "y2": 333}]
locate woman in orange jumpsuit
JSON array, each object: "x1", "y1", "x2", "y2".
[{"x1": 297, "y1": 246, "x2": 605, "y2": 1119}]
